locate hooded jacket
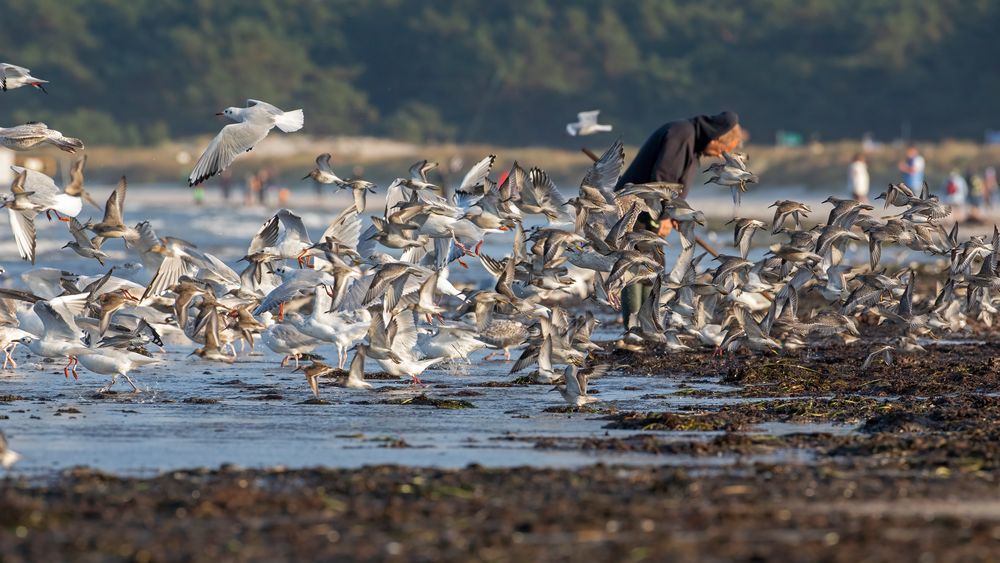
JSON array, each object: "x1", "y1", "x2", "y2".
[{"x1": 616, "y1": 111, "x2": 739, "y2": 197}]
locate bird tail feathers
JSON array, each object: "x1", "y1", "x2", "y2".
[{"x1": 275, "y1": 109, "x2": 304, "y2": 133}]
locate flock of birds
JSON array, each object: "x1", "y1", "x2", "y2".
[{"x1": 0, "y1": 63, "x2": 993, "y2": 470}]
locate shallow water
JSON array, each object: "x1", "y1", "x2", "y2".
[
  {"x1": 0, "y1": 184, "x2": 854, "y2": 473},
  {"x1": 0, "y1": 348, "x2": 788, "y2": 473}
]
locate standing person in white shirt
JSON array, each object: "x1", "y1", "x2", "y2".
[{"x1": 848, "y1": 152, "x2": 870, "y2": 203}]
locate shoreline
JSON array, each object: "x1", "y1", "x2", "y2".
[
  {"x1": 13, "y1": 138, "x2": 1000, "y2": 192},
  {"x1": 4, "y1": 338, "x2": 1000, "y2": 561}
]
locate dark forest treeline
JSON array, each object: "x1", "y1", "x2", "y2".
[{"x1": 1, "y1": 0, "x2": 997, "y2": 146}]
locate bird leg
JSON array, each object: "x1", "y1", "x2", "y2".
[
  {"x1": 293, "y1": 353, "x2": 301, "y2": 368},
  {"x1": 277, "y1": 302, "x2": 285, "y2": 322},
  {"x1": 280, "y1": 355, "x2": 289, "y2": 367},
  {"x1": 70, "y1": 356, "x2": 79, "y2": 380},
  {"x1": 3, "y1": 343, "x2": 16, "y2": 369},
  {"x1": 63, "y1": 356, "x2": 79, "y2": 379},
  {"x1": 123, "y1": 374, "x2": 140, "y2": 393},
  {"x1": 410, "y1": 374, "x2": 425, "y2": 386},
  {"x1": 338, "y1": 347, "x2": 346, "y2": 370},
  {"x1": 474, "y1": 240, "x2": 484, "y2": 256},
  {"x1": 296, "y1": 249, "x2": 309, "y2": 268}
]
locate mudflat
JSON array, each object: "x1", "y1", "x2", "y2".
[{"x1": 3, "y1": 340, "x2": 999, "y2": 562}]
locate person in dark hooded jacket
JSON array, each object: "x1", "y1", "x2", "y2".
[{"x1": 615, "y1": 111, "x2": 743, "y2": 347}]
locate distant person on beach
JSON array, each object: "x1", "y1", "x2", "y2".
[
  {"x1": 899, "y1": 144, "x2": 925, "y2": 190},
  {"x1": 966, "y1": 169, "x2": 986, "y2": 222},
  {"x1": 258, "y1": 167, "x2": 273, "y2": 206},
  {"x1": 847, "y1": 152, "x2": 869, "y2": 203},
  {"x1": 246, "y1": 173, "x2": 261, "y2": 205},
  {"x1": 985, "y1": 166, "x2": 997, "y2": 209},
  {"x1": 219, "y1": 169, "x2": 233, "y2": 201},
  {"x1": 944, "y1": 169, "x2": 968, "y2": 222},
  {"x1": 614, "y1": 111, "x2": 743, "y2": 348}
]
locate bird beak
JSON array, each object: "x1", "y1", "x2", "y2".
[
  {"x1": 549, "y1": 386, "x2": 559, "y2": 392},
  {"x1": 215, "y1": 112, "x2": 224, "y2": 116},
  {"x1": 301, "y1": 173, "x2": 312, "y2": 181},
  {"x1": 292, "y1": 365, "x2": 303, "y2": 372}
]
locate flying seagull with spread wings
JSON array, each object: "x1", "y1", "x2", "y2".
[{"x1": 188, "y1": 99, "x2": 304, "y2": 187}]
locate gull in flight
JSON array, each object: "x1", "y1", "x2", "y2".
[
  {"x1": 0, "y1": 63, "x2": 48, "y2": 93},
  {"x1": 0, "y1": 122, "x2": 83, "y2": 153},
  {"x1": 188, "y1": 99, "x2": 304, "y2": 187},
  {"x1": 566, "y1": 110, "x2": 612, "y2": 136}
]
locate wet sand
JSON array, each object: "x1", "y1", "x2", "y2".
[
  {"x1": 3, "y1": 462, "x2": 998, "y2": 562},
  {"x1": 4, "y1": 338, "x2": 1000, "y2": 561}
]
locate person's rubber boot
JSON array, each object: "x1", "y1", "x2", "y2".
[{"x1": 616, "y1": 283, "x2": 646, "y2": 352}]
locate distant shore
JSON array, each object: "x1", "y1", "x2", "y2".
[{"x1": 13, "y1": 137, "x2": 1000, "y2": 194}]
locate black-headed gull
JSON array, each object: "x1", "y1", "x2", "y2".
[
  {"x1": 0, "y1": 63, "x2": 48, "y2": 93},
  {"x1": 188, "y1": 99, "x2": 304, "y2": 186}
]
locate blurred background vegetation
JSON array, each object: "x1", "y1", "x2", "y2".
[{"x1": 1, "y1": 0, "x2": 998, "y2": 148}]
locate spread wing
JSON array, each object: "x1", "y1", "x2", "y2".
[
  {"x1": 101, "y1": 176, "x2": 127, "y2": 224},
  {"x1": 577, "y1": 110, "x2": 600, "y2": 127},
  {"x1": 388, "y1": 311, "x2": 418, "y2": 353},
  {"x1": 246, "y1": 99, "x2": 282, "y2": 115},
  {"x1": 524, "y1": 168, "x2": 571, "y2": 222},
  {"x1": 580, "y1": 139, "x2": 624, "y2": 192},
  {"x1": 12, "y1": 167, "x2": 59, "y2": 198},
  {"x1": 8, "y1": 208, "x2": 36, "y2": 263},
  {"x1": 1, "y1": 63, "x2": 30, "y2": 78},
  {"x1": 277, "y1": 208, "x2": 309, "y2": 245},
  {"x1": 1, "y1": 63, "x2": 30, "y2": 90},
  {"x1": 37, "y1": 293, "x2": 89, "y2": 340},
  {"x1": 68, "y1": 217, "x2": 93, "y2": 247},
  {"x1": 319, "y1": 205, "x2": 361, "y2": 251},
  {"x1": 142, "y1": 255, "x2": 192, "y2": 301},
  {"x1": 188, "y1": 121, "x2": 271, "y2": 186},
  {"x1": 315, "y1": 153, "x2": 333, "y2": 173},
  {"x1": 248, "y1": 213, "x2": 280, "y2": 255},
  {"x1": 458, "y1": 155, "x2": 495, "y2": 193}
]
